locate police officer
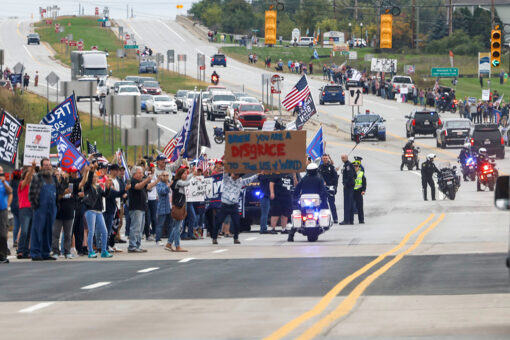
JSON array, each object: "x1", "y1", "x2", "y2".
[
  {"x1": 340, "y1": 154, "x2": 355, "y2": 225},
  {"x1": 458, "y1": 143, "x2": 471, "y2": 181},
  {"x1": 289, "y1": 163, "x2": 328, "y2": 242},
  {"x1": 401, "y1": 137, "x2": 419, "y2": 170},
  {"x1": 352, "y1": 160, "x2": 366, "y2": 224},
  {"x1": 319, "y1": 154, "x2": 339, "y2": 224},
  {"x1": 353, "y1": 156, "x2": 365, "y2": 172},
  {"x1": 421, "y1": 154, "x2": 440, "y2": 201}
]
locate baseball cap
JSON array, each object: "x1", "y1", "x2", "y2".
[
  {"x1": 156, "y1": 154, "x2": 167, "y2": 161},
  {"x1": 66, "y1": 166, "x2": 79, "y2": 173}
]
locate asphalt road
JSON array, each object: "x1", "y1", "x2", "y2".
[{"x1": 1, "y1": 17, "x2": 510, "y2": 340}]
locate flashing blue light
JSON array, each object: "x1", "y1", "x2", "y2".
[{"x1": 254, "y1": 191, "x2": 261, "y2": 197}]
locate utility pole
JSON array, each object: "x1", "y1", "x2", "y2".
[
  {"x1": 354, "y1": 0, "x2": 358, "y2": 21},
  {"x1": 333, "y1": 0, "x2": 337, "y2": 20},
  {"x1": 416, "y1": 5, "x2": 420, "y2": 50},
  {"x1": 491, "y1": 0, "x2": 495, "y2": 27},
  {"x1": 411, "y1": 0, "x2": 416, "y2": 48},
  {"x1": 449, "y1": 0, "x2": 453, "y2": 36},
  {"x1": 126, "y1": 4, "x2": 128, "y2": 19}
]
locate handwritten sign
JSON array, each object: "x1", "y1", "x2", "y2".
[
  {"x1": 185, "y1": 176, "x2": 213, "y2": 202},
  {"x1": 224, "y1": 130, "x2": 306, "y2": 174},
  {"x1": 23, "y1": 124, "x2": 52, "y2": 166}
]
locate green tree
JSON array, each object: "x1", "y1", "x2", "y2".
[
  {"x1": 317, "y1": 18, "x2": 338, "y2": 33},
  {"x1": 201, "y1": 4, "x2": 222, "y2": 30},
  {"x1": 221, "y1": 0, "x2": 256, "y2": 33},
  {"x1": 429, "y1": 14, "x2": 447, "y2": 41}
]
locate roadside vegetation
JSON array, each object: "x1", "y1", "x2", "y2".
[{"x1": 34, "y1": 16, "x2": 207, "y2": 93}]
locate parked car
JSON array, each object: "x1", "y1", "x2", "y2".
[
  {"x1": 209, "y1": 91, "x2": 236, "y2": 121},
  {"x1": 405, "y1": 110, "x2": 442, "y2": 137},
  {"x1": 237, "y1": 103, "x2": 266, "y2": 129},
  {"x1": 436, "y1": 118, "x2": 472, "y2": 149},
  {"x1": 467, "y1": 123, "x2": 505, "y2": 159},
  {"x1": 210, "y1": 54, "x2": 227, "y2": 67},
  {"x1": 351, "y1": 112, "x2": 386, "y2": 141},
  {"x1": 348, "y1": 38, "x2": 367, "y2": 48},
  {"x1": 175, "y1": 90, "x2": 188, "y2": 111},
  {"x1": 113, "y1": 81, "x2": 136, "y2": 93},
  {"x1": 319, "y1": 84, "x2": 345, "y2": 105},
  {"x1": 140, "y1": 80, "x2": 162, "y2": 95},
  {"x1": 140, "y1": 94, "x2": 154, "y2": 112},
  {"x1": 139, "y1": 60, "x2": 158, "y2": 73},
  {"x1": 297, "y1": 37, "x2": 315, "y2": 46},
  {"x1": 152, "y1": 95, "x2": 177, "y2": 114},
  {"x1": 27, "y1": 33, "x2": 40, "y2": 45},
  {"x1": 117, "y1": 85, "x2": 141, "y2": 96}
]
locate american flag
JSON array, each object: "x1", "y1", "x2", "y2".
[
  {"x1": 69, "y1": 118, "x2": 82, "y2": 149},
  {"x1": 87, "y1": 140, "x2": 97, "y2": 154},
  {"x1": 117, "y1": 149, "x2": 130, "y2": 180},
  {"x1": 197, "y1": 154, "x2": 208, "y2": 172},
  {"x1": 162, "y1": 134, "x2": 178, "y2": 158},
  {"x1": 282, "y1": 75, "x2": 311, "y2": 111}
]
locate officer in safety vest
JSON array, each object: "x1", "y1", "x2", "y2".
[{"x1": 352, "y1": 160, "x2": 366, "y2": 224}]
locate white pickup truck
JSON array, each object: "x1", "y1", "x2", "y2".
[{"x1": 390, "y1": 75, "x2": 415, "y2": 99}]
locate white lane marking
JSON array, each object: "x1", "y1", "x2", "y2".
[
  {"x1": 160, "y1": 21, "x2": 185, "y2": 42},
  {"x1": 157, "y1": 123, "x2": 177, "y2": 134},
  {"x1": 245, "y1": 237, "x2": 257, "y2": 241},
  {"x1": 137, "y1": 267, "x2": 160, "y2": 273},
  {"x1": 179, "y1": 257, "x2": 195, "y2": 263},
  {"x1": 19, "y1": 302, "x2": 55, "y2": 313},
  {"x1": 212, "y1": 249, "x2": 228, "y2": 254},
  {"x1": 81, "y1": 281, "x2": 111, "y2": 290},
  {"x1": 410, "y1": 171, "x2": 421, "y2": 177},
  {"x1": 22, "y1": 45, "x2": 34, "y2": 60},
  {"x1": 7, "y1": 255, "x2": 16, "y2": 260}
]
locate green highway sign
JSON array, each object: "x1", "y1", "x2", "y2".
[
  {"x1": 124, "y1": 45, "x2": 138, "y2": 49},
  {"x1": 431, "y1": 67, "x2": 459, "y2": 77},
  {"x1": 341, "y1": 51, "x2": 349, "y2": 56}
]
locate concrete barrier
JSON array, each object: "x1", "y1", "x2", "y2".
[{"x1": 176, "y1": 15, "x2": 209, "y2": 41}]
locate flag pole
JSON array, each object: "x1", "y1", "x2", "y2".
[{"x1": 195, "y1": 90, "x2": 202, "y2": 161}]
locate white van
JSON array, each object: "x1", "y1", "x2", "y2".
[{"x1": 298, "y1": 37, "x2": 315, "y2": 47}]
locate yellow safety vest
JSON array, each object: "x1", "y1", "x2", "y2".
[{"x1": 354, "y1": 170, "x2": 364, "y2": 190}]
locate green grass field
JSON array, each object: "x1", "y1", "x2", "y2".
[
  {"x1": 35, "y1": 16, "x2": 207, "y2": 94},
  {"x1": 221, "y1": 45, "x2": 510, "y2": 101}
]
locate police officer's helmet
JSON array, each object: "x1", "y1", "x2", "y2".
[
  {"x1": 478, "y1": 148, "x2": 488, "y2": 156},
  {"x1": 463, "y1": 142, "x2": 470, "y2": 149},
  {"x1": 408, "y1": 137, "x2": 415, "y2": 143},
  {"x1": 426, "y1": 153, "x2": 436, "y2": 161},
  {"x1": 306, "y1": 162, "x2": 319, "y2": 176}
]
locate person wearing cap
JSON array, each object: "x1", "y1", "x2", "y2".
[
  {"x1": 154, "y1": 150, "x2": 184, "y2": 180},
  {"x1": 421, "y1": 154, "x2": 440, "y2": 201},
  {"x1": 458, "y1": 143, "x2": 471, "y2": 181},
  {"x1": 400, "y1": 137, "x2": 419, "y2": 171},
  {"x1": 50, "y1": 168, "x2": 74, "y2": 259},
  {"x1": 319, "y1": 154, "x2": 339, "y2": 224},
  {"x1": 353, "y1": 156, "x2": 365, "y2": 172},
  {"x1": 340, "y1": 154, "x2": 355, "y2": 225},
  {"x1": 352, "y1": 161, "x2": 366, "y2": 224}
]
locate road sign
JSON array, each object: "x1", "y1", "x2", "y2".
[
  {"x1": 348, "y1": 87, "x2": 363, "y2": 106},
  {"x1": 124, "y1": 45, "x2": 138, "y2": 49},
  {"x1": 341, "y1": 51, "x2": 349, "y2": 56},
  {"x1": 95, "y1": 7, "x2": 99, "y2": 16},
  {"x1": 59, "y1": 27, "x2": 64, "y2": 33},
  {"x1": 45, "y1": 71, "x2": 60, "y2": 86},
  {"x1": 125, "y1": 33, "x2": 130, "y2": 40},
  {"x1": 482, "y1": 89, "x2": 490, "y2": 101},
  {"x1": 349, "y1": 51, "x2": 358, "y2": 60},
  {"x1": 431, "y1": 67, "x2": 459, "y2": 77},
  {"x1": 69, "y1": 40, "x2": 77, "y2": 47},
  {"x1": 271, "y1": 74, "x2": 282, "y2": 94},
  {"x1": 178, "y1": 54, "x2": 187, "y2": 62},
  {"x1": 492, "y1": 59, "x2": 500, "y2": 67},
  {"x1": 0, "y1": 50, "x2": 4, "y2": 65},
  {"x1": 118, "y1": 26, "x2": 123, "y2": 37},
  {"x1": 167, "y1": 49, "x2": 175, "y2": 63},
  {"x1": 13, "y1": 62, "x2": 24, "y2": 74}
]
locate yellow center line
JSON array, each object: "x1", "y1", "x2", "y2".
[
  {"x1": 297, "y1": 213, "x2": 446, "y2": 340},
  {"x1": 263, "y1": 213, "x2": 436, "y2": 340}
]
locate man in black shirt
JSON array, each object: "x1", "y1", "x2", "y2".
[
  {"x1": 258, "y1": 174, "x2": 272, "y2": 234},
  {"x1": 269, "y1": 173, "x2": 296, "y2": 234},
  {"x1": 128, "y1": 166, "x2": 151, "y2": 253},
  {"x1": 318, "y1": 154, "x2": 339, "y2": 223},
  {"x1": 340, "y1": 154, "x2": 355, "y2": 225}
]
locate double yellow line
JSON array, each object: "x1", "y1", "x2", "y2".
[{"x1": 264, "y1": 213, "x2": 446, "y2": 340}]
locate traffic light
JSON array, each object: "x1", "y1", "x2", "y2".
[
  {"x1": 491, "y1": 29, "x2": 502, "y2": 68},
  {"x1": 265, "y1": 10, "x2": 277, "y2": 45},
  {"x1": 380, "y1": 14, "x2": 392, "y2": 49}
]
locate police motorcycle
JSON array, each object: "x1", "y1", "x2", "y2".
[
  {"x1": 211, "y1": 71, "x2": 219, "y2": 85},
  {"x1": 459, "y1": 156, "x2": 476, "y2": 181},
  {"x1": 476, "y1": 151, "x2": 498, "y2": 192},
  {"x1": 436, "y1": 161, "x2": 461, "y2": 200},
  {"x1": 402, "y1": 146, "x2": 420, "y2": 170},
  {"x1": 213, "y1": 114, "x2": 243, "y2": 144},
  {"x1": 213, "y1": 127, "x2": 225, "y2": 144},
  {"x1": 290, "y1": 194, "x2": 332, "y2": 242}
]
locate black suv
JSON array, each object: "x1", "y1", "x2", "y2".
[
  {"x1": 405, "y1": 110, "x2": 442, "y2": 137},
  {"x1": 467, "y1": 124, "x2": 505, "y2": 159},
  {"x1": 27, "y1": 33, "x2": 40, "y2": 45}
]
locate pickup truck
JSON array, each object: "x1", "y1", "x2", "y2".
[{"x1": 389, "y1": 75, "x2": 415, "y2": 100}]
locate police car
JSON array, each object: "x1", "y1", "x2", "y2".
[
  {"x1": 319, "y1": 84, "x2": 345, "y2": 105},
  {"x1": 351, "y1": 111, "x2": 386, "y2": 141}
]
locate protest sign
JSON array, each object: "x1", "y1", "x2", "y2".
[
  {"x1": 223, "y1": 130, "x2": 306, "y2": 174},
  {"x1": 23, "y1": 124, "x2": 52, "y2": 166},
  {"x1": 205, "y1": 173, "x2": 223, "y2": 209},
  {"x1": 185, "y1": 176, "x2": 213, "y2": 202},
  {"x1": 41, "y1": 94, "x2": 78, "y2": 146},
  {"x1": 0, "y1": 110, "x2": 23, "y2": 166}
]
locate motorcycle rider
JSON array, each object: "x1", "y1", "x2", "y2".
[
  {"x1": 458, "y1": 143, "x2": 472, "y2": 181},
  {"x1": 421, "y1": 154, "x2": 440, "y2": 201},
  {"x1": 475, "y1": 147, "x2": 489, "y2": 169},
  {"x1": 211, "y1": 71, "x2": 219, "y2": 84},
  {"x1": 289, "y1": 163, "x2": 328, "y2": 242},
  {"x1": 400, "y1": 137, "x2": 419, "y2": 170},
  {"x1": 274, "y1": 117, "x2": 285, "y2": 130},
  {"x1": 319, "y1": 154, "x2": 339, "y2": 224},
  {"x1": 224, "y1": 110, "x2": 242, "y2": 133}
]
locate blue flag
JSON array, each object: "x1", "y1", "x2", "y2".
[
  {"x1": 171, "y1": 97, "x2": 196, "y2": 161},
  {"x1": 306, "y1": 127, "x2": 324, "y2": 160},
  {"x1": 41, "y1": 94, "x2": 78, "y2": 146},
  {"x1": 9, "y1": 74, "x2": 22, "y2": 85},
  {"x1": 313, "y1": 49, "x2": 319, "y2": 59},
  {"x1": 56, "y1": 133, "x2": 88, "y2": 171}
]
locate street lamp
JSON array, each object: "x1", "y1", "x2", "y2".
[
  {"x1": 348, "y1": 22, "x2": 352, "y2": 41},
  {"x1": 360, "y1": 22, "x2": 363, "y2": 47}
]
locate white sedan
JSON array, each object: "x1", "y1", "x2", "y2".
[
  {"x1": 117, "y1": 85, "x2": 141, "y2": 96},
  {"x1": 153, "y1": 95, "x2": 177, "y2": 114}
]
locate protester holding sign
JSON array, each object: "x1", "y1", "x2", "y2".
[{"x1": 16, "y1": 162, "x2": 36, "y2": 259}]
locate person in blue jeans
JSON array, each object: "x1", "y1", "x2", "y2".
[
  {"x1": 10, "y1": 170, "x2": 20, "y2": 248},
  {"x1": 128, "y1": 166, "x2": 152, "y2": 253},
  {"x1": 156, "y1": 171, "x2": 172, "y2": 246},
  {"x1": 80, "y1": 163, "x2": 113, "y2": 259},
  {"x1": 28, "y1": 158, "x2": 63, "y2": 261},
  {"x1": 258, "y1": 174, "x2": 273, "y2": 234},
  {"x1": 181, "y1": 202, "x2": 196, "y2": 240},
  {"x1": 0, "y1": 166, "x2": 12, "y2": 264}
]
